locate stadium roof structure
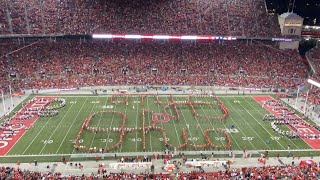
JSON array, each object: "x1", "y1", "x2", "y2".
[{"x1": 279, "y1": 12, "x2": 303, "y2": 20}]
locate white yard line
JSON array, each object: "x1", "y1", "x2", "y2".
[
  {"x1": 235, "y1": 97, "x2": 287, "y2": 150},
  {"x1": 68, "y1": 97, "x2": 101, "y2": 156},
  {"x1": 167, "y1": 96, "x2": 196, "y2": 145},
  {"x1": 105, "y1": 100, "x2": 118, "y2": 150},
  {"x1": 146, "y1": 96, "x2": 153, "y2": 152},
  {"x1": 161, "y1": 97, "x2": 181, "y2": 146},
  {"x1": 68, "y1": 97, "x2": 108, "y2": 158},
  {"x1": 81, "y1": 97, "x2": 103, "y2": 153},
  {"x1": 119, "y1": 102, "x2": 128, "y2": 153},
  {"x1": 22, "y1": 97, "x2": 75, "y2": 155},
  {"x1": 134, "y1": 97, "x2": 140, "y2": 151},
  {"x1": 218, "y1": 97, "x2": 257, "y2": 150},
  {"x1": 222, "y1": 97, "x2": 271, "y2": 150},
  {"x1": 54, "y1": 95, "x2": 272, "y2": 98},
  {"x1": 45, "y1": 98, "x2": 88, "y2": 154},
  {"x1": 200, "y1": 95, "x2": 241, "y2": 150},
  {"x1": 21, "y1": 117, "x2": 55, "y2": 155},
  {"x1": 184, "y1": 99, "x2": 206, "y2": 146},
  {"x1": 191, "y1": 99, "x2": 225, "y2": 147},
  {"x1": 243, "y1": 97, "x2": 299, "y2": 150}
]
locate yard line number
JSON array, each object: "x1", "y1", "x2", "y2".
[
  {"x1": 242, "y1": 137, "x2": 254, "y2": 141},
  {"x1": 188, "y1": 137, "x2": 199, "y2": 141},
  {"x1": 271, "y1": 136, "x2": 281, "y2": 141},
  {"x1": 159, "y1": 138, "x2": 170, "y2": 142},
  {"x1": 224, "y1": 128, "x2": 239, "y2": 133},
  {"x1": 215, "y1": 137, "x2": 225, "y2": 141},
  {"x1": 130, "y1": 138, "x2": 141, "y2": 142},
  {"x1": 101, "y1": 138, "x2": 113, "y2": 143},
  {"x1": 103, "y1": 105, "x2": 114, "y2": 109},
  {"x1": 91, "y1": 101, "x2": 100, "y2": 104},
  {"x1": 42, "y1": 140, "x2": 53, "y2": 144}
]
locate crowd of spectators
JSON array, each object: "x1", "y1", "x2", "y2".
[
  {"x1": 0, "y1": 162, "x2": 319, "y2": 179},
  {"x1": 0, "y1": 0, "x2": 280, "y2": 37},
  {"x1": 221, "y1": 163, "x2": 319, "y2": 179},
  {"x1": 305, "y1": 47, "x2": 320, "y2": 105},
  {"x1": 308, "y1": 46, "x2": 320, "y2": 80},
  {"x1": 306, "y1": 87, "x2": 320, "y2": 105},
  {"x1": 0, "y1": 39, "x2": 307, "y2": 93}
]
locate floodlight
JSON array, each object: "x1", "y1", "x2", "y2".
[
  {"x1": 124, "y1": 35, "x2": 141, "y2": 39},
  {"x1": 307, "y1": 79, "x2": 320, "y2": 88},
  {"x1": 112, "y1": 35, "x2": 125, "y2": 38},
  {"x1": 153, "y1": 35, "x2": 170, "y2": 40},
  {"x1": 169, "y1": 36, "x2": 182, "y2": 39},
  {"x1": 141, "y1": 35, "x2": 153, "y2": 39},
  {"x1": 181, "y1": 36, "x2": 198, "y2": 40},
  {"x1": 92, "y1": 34, "x2": 112, "y2": 39}
]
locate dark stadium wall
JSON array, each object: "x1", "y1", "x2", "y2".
[
  {"x1": 298, "y1": 40, "x2": 317, "y2": 77},
  {"x1": 299, "y1": 39, "x2": 318, "y2": 55},
  {"x1": 266, "y1": 0, "x2": 320, "y2": 26}
]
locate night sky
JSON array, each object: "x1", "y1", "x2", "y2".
[{"x1": 265, "y1": 0, "x2": 320, "y2": 26}]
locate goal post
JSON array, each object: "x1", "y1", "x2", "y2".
[{"x1": 302, "y1": 79, "x2": 320, "y2": 113}]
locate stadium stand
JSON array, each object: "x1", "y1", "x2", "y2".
[
  {"x1": 0, "y1": 40, "x2": 307, "y2": 93},
  {"x1": 0, "y1": 1, "x2": 320, "y2": 179},
  {"x1": 0, "y1": 0, "x2": 280, "y2": 37},
  {"x1": 0, "y1": 163, "x2": 319, "y2": 179},
  {"x1": 308, "y1": 47, "x2": 320, "y2": 80},
  {"x1": 305, "y1": 47, "x2": 320, "y2": 105}
]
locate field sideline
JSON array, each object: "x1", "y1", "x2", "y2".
[{"x1": 0, "y1": 94, "x2": 315, "y2": 161}]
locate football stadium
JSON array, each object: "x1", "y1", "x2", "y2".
[{"x1": 0, "y1": 0, "x2": 320, "y2": 179}]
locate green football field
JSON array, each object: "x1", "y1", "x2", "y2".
[{"x1": 5, "y1": 94, "x2": 313, "y2": 160}]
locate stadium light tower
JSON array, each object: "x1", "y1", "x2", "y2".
[
  {"x1": 302, "y1": 79, "x2": 320, "y2": 114},
  {"x1": 0, "y1": 89, "x2": 6, "y2": 117},
  {"x1": 9, "y1": 85, "x2": 14, "y2": 108},
  {"x1": 307, "y1": 79, "x2": 320, "y2": 88}
]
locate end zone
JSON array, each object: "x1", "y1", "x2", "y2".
[
  {"x1": 0, "y1": 97, "x2": 57, "y2": 156},
  {"x1": 253, "y1": 96, "x2": 320, "y2": 149}
]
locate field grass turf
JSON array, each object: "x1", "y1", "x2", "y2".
[{"x1": 2, "y1": 94, "x2": 314, "y2": 162}]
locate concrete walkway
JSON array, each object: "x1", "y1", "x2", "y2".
[
  {"x1": 0, "y1": 94, "x2": 29, "y2": 118},
  {"x1": 2, "y1": 156, "x2": 319, "y2": 176},
  {"x1": 281, "y1": 97, "x2": 320, "y2": 126}
]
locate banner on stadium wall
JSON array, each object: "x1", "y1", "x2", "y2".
[
  {"x1": 119, "y1": 90, "x2": 128, "y2": 93},
  {"x1": 161, "y1": 87, "x2": 169, "y2": 91},
  {"x1": 11, "y1": 92, "x2": 23, "y2": 97},
  {"x1": 299, "y1": 160, "x2": 315, "y2": 166},
  {"x1": 58, "y1": 88, "x2": 77, "y2": 92},
  {"x1": 185, "y1": 160, "x2": 227, "y2": 167},
  {"x1": 109, "y1": 162, "x2": 152, "y2": 169},
  {"x1": 164, "y1": 164, "x2": 175, "y2": 171}
]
